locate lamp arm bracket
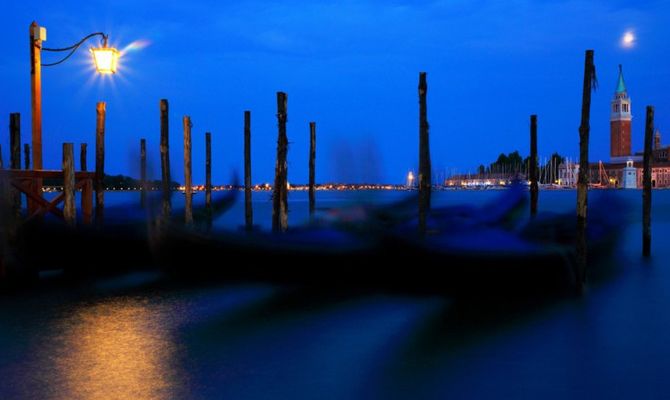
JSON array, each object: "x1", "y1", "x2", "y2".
[
  {"x1": 43, "y1": 32, "x2": 107, "y2": 52},
  {"x1": 41, "y1": 32, "x2": 108, "y2": 67}
]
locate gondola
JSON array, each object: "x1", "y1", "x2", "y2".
[{"x1": 1, "y1": 183, "x2": 623, "y2": 297}]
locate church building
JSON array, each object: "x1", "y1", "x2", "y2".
[{"x1": 563, "y1": 65, "x2": 670, "y2": 188}]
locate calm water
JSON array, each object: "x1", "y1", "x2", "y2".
[{"x1": 1, "y1": 189, "x2": 669, "y2": 399}]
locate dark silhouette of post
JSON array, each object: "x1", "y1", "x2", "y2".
[
  {"x1": 205, "y1": 132, "x2": 212, "y2": 210},
  {"x1": 80, "y1": 143, "x2": 87, "y2": 171},
  {"x1": 24, "y1": 144, "x2": 30, "y2": 170},
  {"x1": 643, "y1": 106, "x2": 654, "y2": 257},
  {"x1": 244, "y1": 111, "x2": 253, "y2": 231},
  {"x1": 140, "y1": 138, "x2": 147, "y2": 208},
  {"x1": 576, "y1": 50, "x2": 595, "y2": 288},
  {"x1": 160, "y1": 99, "x2": 171, "y2": 218},
  {"x1": 0, "y1": 144, "x2": 5, "y2": 230},
  {"x1": 183, "y1": 116, "x2": 193, "y2": 225},
  {"x1": 530, "y1": 115, "x2": 538, "y2": 217},
  {"x1": 272, "y1": 92, "x2": 289, "y2": 233},
  {"x1": 62, "y1": 143, "x2": 75, "y2": 226},
  {"x1": 418, "y1": 72, "x2": 431, "y2": 234},
  {"x1": 309, "y1": 121, "x2": 316, "y2": 216},
  {"x1": 95, "y1": 102, "x2": 106, "y2": 225},
  {"x1": 10, "y1": 114, "x2": 20, "y2": 170},
  {"x1": 10, "y1": 113, "x2": 21, "y2": 215},
  {"x1": 81, "y1": 179, "x2": 93, "y2": 225}
]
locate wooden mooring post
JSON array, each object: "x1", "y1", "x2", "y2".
[
  {"x1": 205, "y1": 132, "x2": 212, "y2": 210},
  {"x1": 530, "y1": 115, "x2": 538, "y2": 217},
  {"x1": 10, "y1": 114, "x2": 20, "y2": 167},
  {"x1": 24, "y1": 144, "x2": 30, "y2": 170},
  {"x1": 95, "y1": 102, "x2": 106, "y2": 225},
  {"x1": 183, "y1": 116, "x2": 193, "y2": 226},
  {"x1": 244, "y1": 111, "x2": 253, "y2": 231},
  {"x1": 10, "y1": 113, "x2": 21, "y2": 215},
  {"x1": 81, "y1": 174, "x2": 93, "y2": 225},
  {"x1": 272, "y1": 92, "x2": 289, "y2": 233},
  {"x1": 309, "y1": 121, "x2": 316, "y2": 216},
  {"x1": 80, "y1": 143, "x2": 87, "y2": 171},
  {"x1": 160, "y1": 99, "x2": 171, "y2": 218},
  {"x1": 418, "y1": 72, "x2": 431, "y2": 235},
  {"x1": 643, "y1": 106, "x2": 654, "y2": 257},
  {"x1": 576, "y1": 49, "x2": 595, "y2": 289},
  {"x1": 62, "y1": 143, "x2": 75, "y2": 226},
  {"x1": 140, "y1": 138, "x2": 147, "y2": 208}
]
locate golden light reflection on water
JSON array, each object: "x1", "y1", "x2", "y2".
[{"x1": 52, "y1": 298, "x2": 181, "y2": 400}]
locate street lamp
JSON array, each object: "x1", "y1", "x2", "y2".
[
  {"x1": 90, "y1": 38, "x2": 120, "y2": 74},
  {"x1": 30, "y1": 21, "x2": 119, "y2": 171}
]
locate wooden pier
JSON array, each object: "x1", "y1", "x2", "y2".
[{"x1": 0, "y1": 169, "x2": 94, "y2": 224}]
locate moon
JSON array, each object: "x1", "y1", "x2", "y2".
[{"x1": 622, "y1": 31, "x2": 635, "y2": 48}]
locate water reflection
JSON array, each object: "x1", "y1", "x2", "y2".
[
  {"x1": 2, "y1": 191, "x2": 670, "y2": 399},
  {"x1": 177, "y1": 287, "x2": 447, "y2": 399},
  {"x1": 51, "y1": 298, "x2": 182, "y2": 399}
]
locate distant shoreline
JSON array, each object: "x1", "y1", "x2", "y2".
[{"x1": 40, "y1": 185, "x2": 665, "y2": 192}]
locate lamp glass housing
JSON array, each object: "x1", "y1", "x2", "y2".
[{"x1": 90, "y1": 46, "x2": 119, "y2": 74}]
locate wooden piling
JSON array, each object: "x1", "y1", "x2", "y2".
[
  {"x1": 272, "y1": 92, "x2": 289, "y2": 233},
  {"x1": 309, "y1": 121, "x2": 316, "y2": 216},
  {"x1": 244, "y1": 111, "x2": 253, "y2": 231},
  {"x1": 160, "y1": 99, "x2": 171, "y2": 217},
  {"x1": 530, "y1": 115, "x2": 538, "y2": 217},
  {"x1": 576, "y1": 50, "x2": 595, "y2": 288},
  {"x1": 0, "y1": 144, "x2": 4, "y2": 217},
  {"x1": 10, "y1": 113, "x2": 21, "y2": 214},
  {"x1": 81, "y1": 178, "x2": 93, "y2": 225},
  {"x1": 205, "y1": 132, "x2": 212, "y2": 210},
  {"x1": 24, "y1": 144, "x2": 30, "y2": 170},
  {"x1": 10, "y1": 113, "x2": 20, "y2": 170},
  {"x1": 62, "y1": 143, "x2": 75, "y2": 226},
  {"x1": 183, "y1": 116, "x2": 193, "y2": 225},
  {"x1": 80, "y1": 143, "x2": 87, "y2": 171},
  {"x1": 95, "y1": 102, "x2": 106, "y2": 225},
  {"x1": 643, "y1": 106, "x2": 654, "y2": 257},
  {"x1": 140, "y1": 138, "x2": 147, "y2": 208},
  {"x1": 418, "y1": 72, "x2": 431, "y2": 234}
]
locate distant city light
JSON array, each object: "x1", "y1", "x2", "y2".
[
  {"x1": 621, "y1": 31, "x2": 635, "y2": 48},
  {"x1": 406, "y1": 171, "x2": 415, "y2": 187}
]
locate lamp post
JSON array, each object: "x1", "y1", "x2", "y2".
[{"x1": 29, "y1": 21, "x2": 119, "y2": 172}]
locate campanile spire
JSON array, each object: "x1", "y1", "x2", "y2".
[{"x1": 610, "y1": 64, "x2": 632, "y2": 159}]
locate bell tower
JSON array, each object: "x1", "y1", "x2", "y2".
[{"x1": 610, "y1": 64, "x2": 632, "y2": 160}]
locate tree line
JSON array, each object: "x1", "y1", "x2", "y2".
[{"x1": 477, "y1": 150, "x2": 566, "y2": 184}]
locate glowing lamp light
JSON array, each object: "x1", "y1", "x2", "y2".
[{"x1": 91, "y1": 46, "x2": 120, "y2": 74}]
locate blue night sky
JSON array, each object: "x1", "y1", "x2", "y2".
[{"x1": 1, "y1": 0, "x2": 669, "y2": 184}]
